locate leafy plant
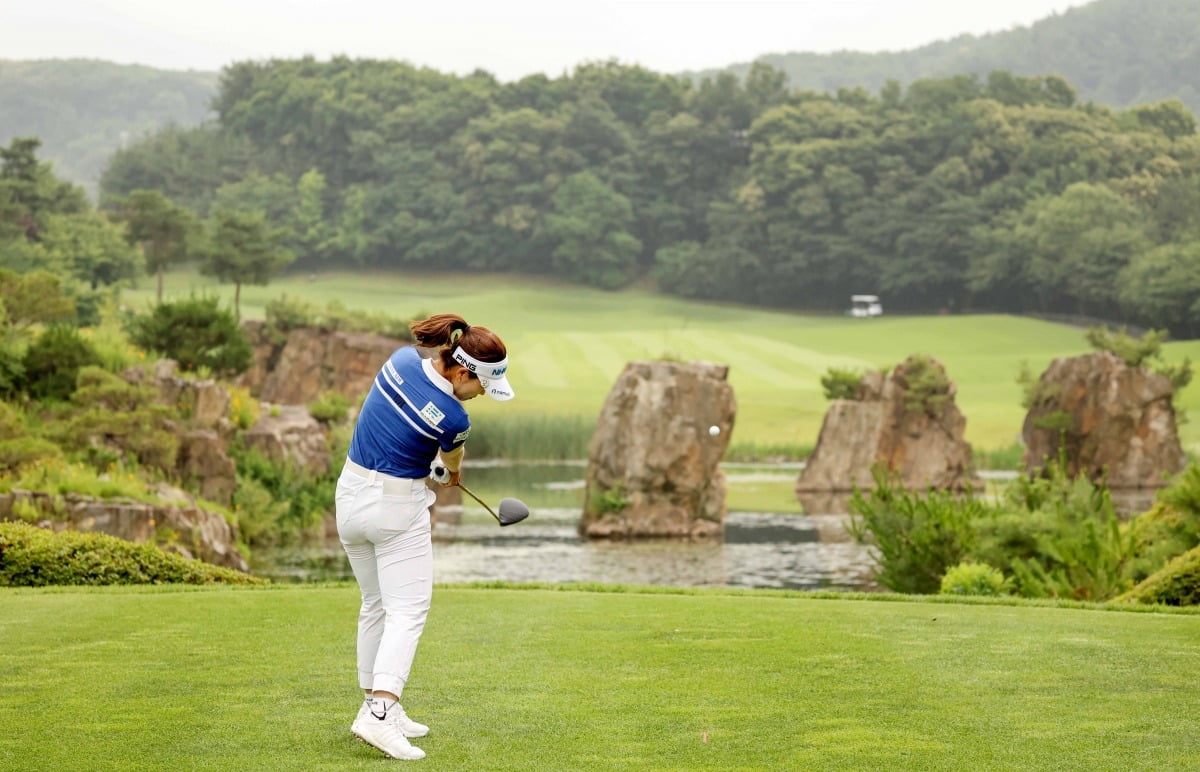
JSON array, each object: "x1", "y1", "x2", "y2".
[
  {"x1": 898, "y1": 355, "x2": 951, "y2": 416},
  {"x1": 308, "y1": 391, "x2": 351, "y2": 425},
  {"x1": 20, "y1": 324, "x2": 101, "y2": 401},
  {"x1": 590, "y1": 484, "x2": 629, "y2": 516},
  {"x1": 0, "y1": 522, "x2": 263, "y2": 586},
  {"x1": 940, "y1": 562, "x2": 1011, "y2": 596},
  {"x1": 125, "y1": 294, "x2": 252, "y2": 376},
  {"x1": 820, "y1": 367, "x2": 864, "y2": 401},
  {"x1": 846, "y1": 468, "x2": 986, "y2": 594}
]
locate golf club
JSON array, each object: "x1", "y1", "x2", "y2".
[{"x1": 431, "y1": 464, "x2": 530, "y2": 526}]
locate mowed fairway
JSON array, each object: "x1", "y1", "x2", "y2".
[
  {"x1": 122, "y1": 269, "x2": 1200, "y2": 454},
  {"x1": 1, "y1": 586, "x2": 1197, "y2": 770}
]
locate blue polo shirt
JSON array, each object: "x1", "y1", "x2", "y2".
[{"x1": 347, "y1": 346, "x2": 471, "y2": 478}]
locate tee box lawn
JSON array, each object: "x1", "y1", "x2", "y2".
[
  {"x1": 122, "y1": 269, "x2": 1200, "y2": 456},
  {"x1": 1, "y1": 585, "x2": 1197, "y2": 770}
]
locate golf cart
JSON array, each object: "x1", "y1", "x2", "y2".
[{"x1": 849, "y1": 295, "x2": 883, "y2": 318}]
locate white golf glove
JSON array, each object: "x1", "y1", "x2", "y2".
[{"x1": 429, "y1": 459, "x2": 451, "y2": 484}]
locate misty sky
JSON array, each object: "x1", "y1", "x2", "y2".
[{"x1": 2, "y1": 0, "x2": 1090, "y2": 80}]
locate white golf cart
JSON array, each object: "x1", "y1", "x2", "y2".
[{"x1": 849, "y1": 294, "x2": 883, "y2": 318}]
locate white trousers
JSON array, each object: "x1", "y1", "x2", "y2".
[{"x1": 335, "y1": 462, "x2": 435, "y2": 696}]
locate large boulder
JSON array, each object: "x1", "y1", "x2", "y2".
[
  {"x1": 581, "y1": 360, "x2": 735, "y2": 538},
  {"x1": 243, "y1": 405, "x2": 331, "y2": 477},
  {"x1": 1022, "y1": 351, "x2": 1186, "y2": 487},
  {"x1": 796, "y1": 356, "x2": 980, "y2": 493},
  {"x1": 239, "y1": 322, "x2": 404, "y2": 405}
]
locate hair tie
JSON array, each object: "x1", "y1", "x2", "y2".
[{"x1": 449, "y1": 328, "x2": 464, "y2": 345}]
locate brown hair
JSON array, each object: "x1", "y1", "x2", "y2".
[{"x1": 410, "y1": 313, "x2": 507, "y2": 376}]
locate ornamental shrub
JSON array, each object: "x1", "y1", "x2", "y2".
[
  {"x1": 1119, "y1": 544, "x2": 1200, "y2": 606},
  {"x1": 126, "y1": 294, "x2": 252, "y2": 376},
  {"x1": 21, "y1": 324, "x2": 101, "y2": 401},
  {"x1": 846, "y1": 468, "x2": 987, "y2": 594},
  {"x1": 0, "y1": 522, "x2": 264, "y2": 586},
  {"x1": 940, "y1": 562, "x2": 1011, "y2": 596},
  {"x1": 820, "y1": 367, "x2": 864, "y2": 401}
]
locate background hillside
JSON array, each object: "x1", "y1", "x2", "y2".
[
  {"x1": 4, "y1": 0, "x2": 1200, "y2": 195},
  {"x1": 0, "y1": 59, "x2": 217, "y2": 196},
  {"x1": 692, "y1": 0, "x2": 1200, "y2": 113}
]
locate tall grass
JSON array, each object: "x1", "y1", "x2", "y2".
[{"x1": 467, "y1": 413, "x2": 593, "y2": 460}]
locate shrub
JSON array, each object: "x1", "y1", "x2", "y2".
[
  {"x1": 0, "y1": 522, "x2": 264, "y2": 586},
  {"x1": 898, "y1": 354, "x2": 951, "y2": 416},
  {"x1": 45, "y1": 367, "x2": 178, "y2": 474},
  {"x1": 308, "y1": 391, "x2": 351, "y2": 425},
  {"x1": 0, "y1": 436, "x2": 62, "y2": 473},
  {"x1": 940, "y1": 562, "x2": 1011, "y2": 596},
  {"x1": 1119, "y1": 544, "x2": 1200, "y2": 606},
  {"x1": 126, "y1": 294, "x2": 252, "y2": 376},
  {"x1": 846, "y1": 468, "x2": 987, "y2": 594},
  {"x1": 227, "y1": 384, "x2": 260, "y2": 430},
  {"x1": 820, "y1": 367, "x2": 864, "y2": 401},
  {"x1": 21, "y1": 324, "x2": 101, "y2": 400},
  {"x1": 1128, "y1": 465, "x2": 1200, "y2": 582}
]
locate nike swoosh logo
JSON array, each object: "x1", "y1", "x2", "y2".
[{"x1": 370, "y1": 711, "x2": 387, "y2": 720}]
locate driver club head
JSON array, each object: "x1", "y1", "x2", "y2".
[{"x1": 497, "y1": 497, "x2": 530, "y2": 526}]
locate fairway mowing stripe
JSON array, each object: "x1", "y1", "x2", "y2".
[
  {"x1": 513, "y1": 337, "x2": 568, "y2": 389},
  {"x1": 560, "y1": 332, "x2": 640, "y2": 379},
  {"x1": 728, "y1": 332, "x2": 877, "y2": 376}
]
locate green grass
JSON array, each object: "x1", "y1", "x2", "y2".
[
  {"x1": 121, "y1": 268, "x2": 1200, "y2": 456},
  {"x1": 2, "y1": 585, "x2": 1197, "y2": 769}
]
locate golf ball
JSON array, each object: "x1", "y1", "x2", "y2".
[{"x1": 708, "y1": 425, "x2": 721, "y2": 437}]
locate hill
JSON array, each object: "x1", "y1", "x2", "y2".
[
  {"x1": 689, "y1": 0, "x2": 1200, "y2": 112},
  {"x1": 0, "y1": 59, "x2": 217, "y2": 196}
]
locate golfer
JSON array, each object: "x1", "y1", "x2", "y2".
[{"x1": 336, "y1": 312, "x2": 513, "y2": 760}]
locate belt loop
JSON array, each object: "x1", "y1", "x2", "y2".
[{"x1": 367, "y1": 469, "x2": 378, "y2": 484}]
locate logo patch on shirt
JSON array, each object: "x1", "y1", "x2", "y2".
[
  {"x1": 454, "y1": 428, "x2": 471, "y2": 443},
  {"x1": 419, "y1": 402, "x2": 445, "y2": 427}
]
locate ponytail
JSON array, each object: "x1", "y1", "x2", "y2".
[{"x1": 410, "y1": 313, "x2": 507, "y2": 373}]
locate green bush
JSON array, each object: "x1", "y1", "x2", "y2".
[
  {"x1": 21, "y1": 324, "x2": 101, "y2": 400},
  {"x1": 126, "y1": 294, "x2": 252, "y2": 376},
  {"x1": 819, "y1": 367, "x2": 864, "y2": 401},
  {"x1": 1119, "y1": 544, "x2": 1200, "y2": 606},
  {"x1": 308, "y1": 391, "x2": 351, "y2": 424},
  {"x1": 1129, "y1": 465, "x2": 1200, "y2": 582},
  {"x1": 940, "y1": 562, "x2": 1011, "y2": 596},
  {"x1": 264, "y1": 295, "x2": 416, "y2": 341},
  {"x1": 898, "y1": 354, "x2": 952, "y2": 416},
  {"x1": 846, "y1": 468, "x2": 987, "y2": 594},
  {"x1": 0, "y1": 436, "x2": 62, "y2": 473},
  {"x1": 0, "y1": 522, "x2": 264, "y2": 586}
]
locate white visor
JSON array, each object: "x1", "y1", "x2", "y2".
[{"x1": 452, "y1": 346, "x2": 514, "y2": 401}]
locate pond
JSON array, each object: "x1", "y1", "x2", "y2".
[{"x1": 250, "y1": 461, "x2": 881, "y2": 591}]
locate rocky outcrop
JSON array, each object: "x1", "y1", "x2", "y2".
[
  {"x1": 124, "y1": 359, "x2": 238, "y2": 504},
  {"x1": 797, "y1": 356, "x2": 980, "y2": 493},
  {"x1": 1022, "y1": 351, "x2": 1186, "y2": 487},
  {"x1": 581, "y1": 360, "x2": 735, "y2": 538},
  {"x1": 0, "y1": 487, "x2": 249, "y2": 572},
  {"x1": 244, "y1": 405, "x2": 331, "y2": 477},
  {"x1": 239, "y1": 321, "x2": 405, "y2": 405}
]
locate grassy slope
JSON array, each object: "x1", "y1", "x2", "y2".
[
  {"x1": 121, "y1": 269, "x2": 1200, "y2": 454},
  {"x1": 1, "y1": 585, "x2": 1197, "y2": 770}
]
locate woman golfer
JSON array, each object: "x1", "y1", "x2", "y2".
[{"x1": 336, "y1": 312, "x2": 513, "y2": 760}]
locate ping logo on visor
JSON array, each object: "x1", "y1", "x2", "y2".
[{"x1": 452, "y1": 347, "x2": 507, "y2": 378}]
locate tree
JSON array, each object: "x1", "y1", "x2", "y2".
[
  {"x1": 545, "y1": 171, "x2": 641, "y2": 289},
  {"x1": 41, "y1": 212, "x2": 140, "y2": 290},
  {"x1": 200, "y1": 210, "x2": 293, "y2": 318},
  {"x1": 0, "y1": 269, "x2": 76, "y2": 330},
  {"x1": 111, "y1": 189, "x2": 197, "y2": 303}
]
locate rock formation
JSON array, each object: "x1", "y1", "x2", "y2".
[
  {"x1": 239, "y1": 321, "x2": 405, "y2": 404},
  {"x1": 243, "y1": 405, "x2": 331, "y2": 477},
  {"x1": 581, "y1": 360, "x2": 735, "y2": 538},
  {"x1": 796, "y1": 355, "x2": 980, "y2": 494},
  {"x1": 1022, "y1": 351, "x2": 1186, "y2": 487}
]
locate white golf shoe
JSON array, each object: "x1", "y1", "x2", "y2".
[
  {"x1": 351, "y1": 704, "x2": 425, "y2": 760},
  {"x1": 352, "y1": 701, "x2": 429, "y2": 738}
]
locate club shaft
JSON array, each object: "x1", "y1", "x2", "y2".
[{"x1": 458, "y1": 481, "x2": 502, "y2": 524}]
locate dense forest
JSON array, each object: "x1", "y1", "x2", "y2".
[
  {"x1": 701, "y1": 0, "x2": 1200, "y2": 114},
  {"x1": 95, "y1": 57, "x2": 1200, "y2": 336}
]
